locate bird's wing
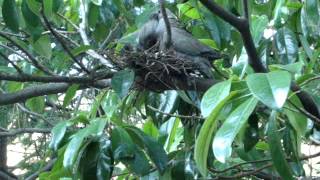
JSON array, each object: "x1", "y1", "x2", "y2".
[{"x1": 170, "y1": 28, "x2": 221, "y2": 59}]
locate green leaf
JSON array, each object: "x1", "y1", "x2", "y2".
[
  {"x1": 63, "y1": 84, "x2": 80, "y2": 108},
  {"x1": 26, "y1": 96, "x2": 45, "y2": 113},
  {"x1": 49, "y1": 121, "x2": 68, "y2": 151},
  {"x1": 300, "y1": 0, "x2": 320, "y2": 38},
  {"x1": 162, "y1": 118, "x2": 181, "y2": 152},
  {"x1": 269, "y1": 62, "x2": 304, "y2": 75},
  {"x1": 195, "y1": 92, "x2": 236, "y2": 177},
  {"x1": 201, "y1": 80, "x2": 231, "y2": 118},
  {"x1": 275, "y1": 27, "x2": 298, "y2": 64},
  {"x1": 143, "y1": 119, "x2": 159, "y2": 139},
  {"x1": 284, "y1": 95, "x2": 307, "y2": 136},
  {"x1": 246, "y1": 71, "x2": 291, "y2": 110},
  {"x1": 91, "y1": 0, "x2": 103, "y2": 6},
  {"x1": 146, "y1": 91, "x2": 179, "y2": 126},
  {"x1": 6, "y1": 82, "x2": 24, "y2": 93},
  {"x1": 53, "y1": 0, "x2": 63, "y2": 12},
  {"x1": 267, "y1": 111, "x2": 294, "y2": 180},
  {"x1": 125, "y1": 127, "x2": 168, "y2": 174},
  {"x1": 63, "y1": 118, "x2": 107, "y2": 168},
  {"x1": 251, "y1": 15, "x2": 268, "y2": 45},
  {"x1": 26, "y1": 0, "x2": 41, "y2": 16},
  {"x1": 213, "y1": 97, "x2": 258, "y2": 163},
  {"x1": 198, "y1": 39, "x2": 218, "y2": 49},
  {"x1": 44, "y1": 0, "x2": 53, "y2": 18},
  {"x1": 2, "y1": 0, "x2": 20, "y2": 32},
  {"x1": 88, "y1": 3, "x2": 100, "y2": 28},
  {"x1": 112, "y1": 127, "x2": 150, "y2": 175},
  {"x1": 22, "y1": 0, "x2": 40, "y2": 27},
  {"x1": 79, "y1": 140, "x2": 113, "y2": 180},
  {"x1": 101, "y1": 90, "x2": 121, "y2": 120},
  {"x1": 177, "y1": 3, "x2": 201, "y2": 19},
  {"x1": 111, "y1": 69, "x2": 134, "y2": 99},
  {"x1": 32, "y1": 35, "x2": 52, "y2": 59}
]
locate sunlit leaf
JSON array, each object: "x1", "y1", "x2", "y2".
[
  {"x1": 195, "y1": 92, "x2": 236, "y2": 177},
  {"x1": 111, "y1": 69, "x2": 135, "y2": 99},
  {"x1": 213, "y1": 96, "x2": 258, "y2": 163},
  {"x1": 267, "y1": 111, "x2": 294, "y2": 180},
  {"x1": 201, "y1": 80, "x2": 231, "y2": 118},
  {"x1": 246, "y1": 71, "x2": 291, "y2": 109}
]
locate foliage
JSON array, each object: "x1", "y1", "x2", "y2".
[{"x1": 0, "y1": 0, "x2": 320, "y2": 179}]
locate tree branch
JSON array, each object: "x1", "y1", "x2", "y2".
[
  {"x1": 0, "y1": 128, "x2": 51, "y2": 137},
  {"x1": 0, "y1": 31, "x2": 54, "y2": 75},
  {"x1": 0, "y1": 79, "x2": 111, "y2": 105},
  {"x1": 242, "y1": 0, "x2": 249, "y2": 20},
  {"x1": 159, "y1": 0, "x2": 172, "y2": 49},
  {"x1": 25, "y1": 158, "x2": 56, "y2": 180},
  {"x1": 78, "y1": 0, "x2": 116, "y2": 70},
  {"x1": 40, "y1": 5, "x2": 90, "y2": 74},
  {"x1": 0, "y1": 52, "x2": 23, "y2": 74},
  {"x1": 199, "y1": 0, "x2": 320, "y2": 120}
]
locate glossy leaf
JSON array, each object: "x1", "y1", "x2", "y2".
[
  {"x1": 267, "y1": 111, "x2": 294, "y2": 180},
  {"x1": 213, "y1": 96, "x2": 258, "y2": 163},
  {"x1": 275, "y1": 27, "x2": 299, "y2": 64},
  {"x1": 43, "y1": 0, "x2": 53, "y2": 18},
  {"x1": 201, "y1": 80, "x2": 231, "y2": 118},
  {"x1": 284, "y1": 95, "x2": 307, "y2": 136},
  {"x1": 26, "y1": 96, "x2": 45, "y2": 113},
  {"x1": 143, "y1": 119, "x2": 159, "y2": 139},
  {"x1": 195, "y1": 93, "x2": 236, "y2": 177},
  {"x1": 91, "y1": 0, "x2": 103, "y2": 6},
  {"x1": 177, "y1": 3, "x2": 201, "y2": 19},
  {"x1": 32, "y1": 35, "x2": 52, "y2": 59},
  {"x1": 63, "y1": 84, "x2": 80, "y2": 108},
  {"x1": 111, "y1": 69, "x2": 134, "y2": 99},
  {"x1": 2, "y1": 0, "x2": 20, "y2": 32},
  {"x1": 22, "y1": 0, "x2": 40, "y2": 27},
  {"x1": 246, "y1": 71, "x2": 291, "y2": 109},
  {"x1": 63, "y1": 118, "x2": 107, "y2": 168},
  {"x1": 125, "y1": 127, "x2": 168, "y2": 174},
  {"x1": 251, "y1": 15, "x2": 268, "y2": 45},
  {"x1": 146, "y1": 90, "x2": 179, "y2": 126},
  {"x1": 49, "y1": 121, "x2": 68, "y2": 151}
]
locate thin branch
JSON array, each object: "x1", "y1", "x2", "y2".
[
  {"x1": 0, "y1": 31, "x2": 54, "y2": 75},
  {"x1": 242, "y1": 0, "x2": 249, "y2": 20},
  {"x1": 209, "y1": 158, "x2": 271, "y2": 173},
  {"x1": 100, "y1": 22, "x2": 121, "y2": 50},
  {"x1": 288, "y1": 100, "x2": 320, "y2": 124},
  {"x1": 0, "y1": 79, "x2": 111, "y2": 105},
  {"x1": 159, "y1": 0, "x2": 172, "y2": 49},
  {"x1": 25, "y1": 158, "x2": 56, "y2": 180},
  {"x1": 0, "y1": 72, "x2": 103, "y2": 83},
  {"x1": 300, "y1": 75, "x2": 320, "y2": 87},
  {"x1": 40, "y1": 5, "x2": 90, "y2": 74},
  {"x1": 57, "y1": 13, "x2": 79, "y2": 30},
  {"x1": 16, "y1": 103, "x2": 54, "y2": 126},
  {"x1": 0, "y1": 44, "x2": 25, "y2": 59},
  {"x1": 0, "y1": 128, "x2": 51, "y2": 137},
  {"x1": 0, "y1": 51, "x2": 23, "y2": 74},
  {"x1": 147, "y1": 105, "x2": 204, "y2": 120},
  {"x1": 216, "y1": 163, "x2": 273, "y2": 179},
  {"x1": 211, "y1": 151, "x2": 320, "y2": 179}
]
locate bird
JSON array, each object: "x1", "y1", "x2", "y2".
[
  {"x1": 137, "y1": 12, "x2": 160, "y2": 50},
  {"x1": 156, "y1": 9, "x2": 222, "y2": 78}
]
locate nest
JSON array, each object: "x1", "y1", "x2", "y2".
[
  {"x1": 105, "y1": 46, "x2": 215, "y2": 91},
  {"x1": 129, "y1": 49, "x2": 202, "y2": 73}
]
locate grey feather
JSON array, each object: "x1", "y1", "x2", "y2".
[{"x1": 137, "y1": 13, "x2": 159, "y2": 50}]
